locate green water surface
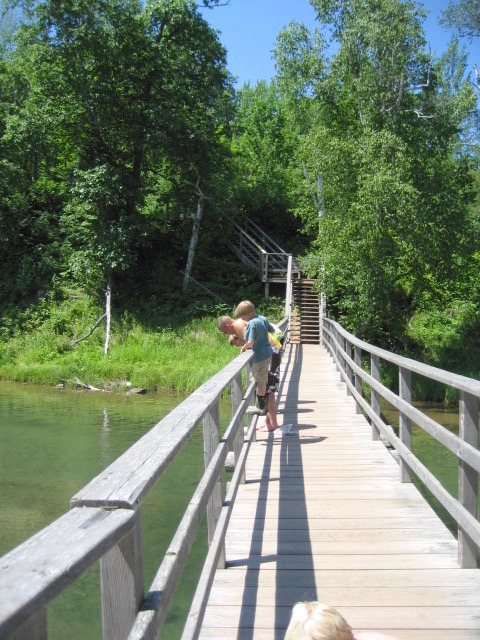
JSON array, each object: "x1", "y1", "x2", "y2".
[{"x1": 0, "y1": 382, "x2": 231, "y2": 639}]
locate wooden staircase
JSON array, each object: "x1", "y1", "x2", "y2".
[
  {"x1": 290, "y1": 279, "x2": 320, "y2": 344},
  {"x1": 229, "y1": 218, "x2": 321, "y2": 338}
]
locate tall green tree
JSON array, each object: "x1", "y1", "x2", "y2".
[
  {"x1": 0, "y1": 0, "x2": 233, "y2": 347},
  {"x1": 440, "y1": 0, "x2": 480, "y2": 40},
  {"x1": 275, "y1": 0, "x2": 478, "y2": 359},
  {"x1": 230, "y1": 81, "x2": 305, "y2": 250}
]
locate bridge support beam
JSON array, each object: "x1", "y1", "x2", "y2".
[
  {"x1": 399, "y1": 367, "x2": 412, "y2": 483},
  {"x1": 370, "y1": 354, "x2": 380, "y2": 440},
  {"x1": 100, "y1": 511, "x2": 144, "y2": 640},
  {"x1": 458, "y1": 391, "x2": 479, "y2": 568},
  {"x1": 354, "y1": 347, "x2": 363, "y2": 414}
]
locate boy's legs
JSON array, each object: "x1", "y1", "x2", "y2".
[
  {"x1": 246, "y1": 359, "x2": 270, "y2": 415},
  {"x1": 263, "y1": 391, "x2": 279, "y2": 431},
  {"x1": 259, "y1": 365, "x2": 279, "y2": 431}
]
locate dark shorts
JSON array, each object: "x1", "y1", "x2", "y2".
[{"x1": 268, "y1": 351, "x2": 282, "y2": 391}]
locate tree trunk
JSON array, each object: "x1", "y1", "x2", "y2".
[
  {"x1": 182, "y1": 187, "x2": 205, "y2": 293},
  {"x1": 104, "y1": 269, "x2": 112, "y2": 357}
]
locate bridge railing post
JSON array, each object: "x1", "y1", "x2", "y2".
[
  {"x1": 337, "y1": 330, "x2": 342, "y2": 371},
  {"x1": 319, "y1": 295, "x2": 322, "y2": 346},
  {"x1": 370, "y1": 354, "x2": 380, "y2": 440},
  {"x1": 100, "y1": 510, "x2": 144, "y2": 640},
  {"x1": 354, "y1": 346, "x2": 362, "y2": 414},
  {"x1": 334, "y1": 329, "x2": 342, "y2": 378},
  {"x1": 231, "y1": 371, "x2": 245, "y2": 485},
  {"x1": 246, "y1": 361, "x2": 256, "y2": 443},
  {"x1": 399, "y1": 367, "x2": 412, "y2": 483},
  {"x1": 285, "y1": 255, "x2": 292, "y2": 319},
  {"x1": 9, "y1": 609, "x2": 47, "y2": 640},
  {"x1": 458, "y1": 391, "x2": 479, "y2": 568},
  {"x1": 202, "y1": 400, "x2": 223, "y2": 558},
  {"x1": 331, "y1": 326, "x2": 336, "y2": 366},
  {"x1": 345, "y1": 339, "x2": 352, "y2": 396}
]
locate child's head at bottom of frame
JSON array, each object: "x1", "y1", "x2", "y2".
[{"x1": 285, "y1": 602, "x2": 354, "y2": 640}]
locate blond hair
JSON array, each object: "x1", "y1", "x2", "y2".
[
  {"x1": 235, "y1": 300, "x2": 256, "y2": 320},
  {"x1": 285, "y1": 602, "x2": 354, "y2": 640}
]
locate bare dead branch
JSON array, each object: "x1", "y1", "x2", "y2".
[
  {"x1": 196, "y1": 1, "x2": 231, "y2": 8},
  {"x1": 416, "y1": 46, "x2": 431, "y2": 89},
  {"x1": 406, "y1": 109, "x2": 435, "y2": 119},
  {"x1": 71, "y1": 313, "x2": 106, "y2": 347}
]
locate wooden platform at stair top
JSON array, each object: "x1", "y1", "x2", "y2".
[{"x1": 199, "y1": 343, "x2": 480, "y2": 640}]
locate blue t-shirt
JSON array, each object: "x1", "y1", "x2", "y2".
[{"x1": 245, "y1": 314, "x2": 273, "y2": 363}]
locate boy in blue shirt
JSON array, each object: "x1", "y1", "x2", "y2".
[{"x1": 235, "y1": 300, "x2": 275, "y2": 416}]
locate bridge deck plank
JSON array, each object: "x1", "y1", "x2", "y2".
[{"x1": 199, "y1": 344, "x2": 480, "y2": 639}]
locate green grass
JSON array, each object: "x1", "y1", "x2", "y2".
[{"x1": 0, "y1": 291, "x2": 284, "y2": 393}]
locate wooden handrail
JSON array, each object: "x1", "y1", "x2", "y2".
[
  {"x1": 234, "y1": 224, "x2": 268, "y2": 255},
  {"x1": 71, "y1": 354, "x2": 255, "y2": 510},
  {"x1": 325, "y1": 318, "x2": 480, "y2": 397},
  {"x1": 240, "y1": 217, "x2": 286, "y2": 255},
  {"x1": 0, "y1": 317, "x2": 289, "y2": 640},
  {"x1": 322, "y1": 317, "x2": 480, "y2": 568},
  {"x1": 0, "y1": 507, "x2": 137, "y2": 639}
]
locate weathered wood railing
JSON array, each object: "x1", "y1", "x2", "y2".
[
  {"x1": 0, "y1": 317, "x2": 287, "y2": 640},
  {"x1": 323, "y1": 317, "x2": 480, "y2": 568},
  {"x1": 230, "y1": 217, "x2": 301, "y2": 284}
]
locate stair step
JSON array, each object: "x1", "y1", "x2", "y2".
[{"x1": 292, "y1": 277, "x2": 321, "y2": 344}]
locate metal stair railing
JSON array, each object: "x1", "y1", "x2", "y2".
[
  {"x1": 241, "y1": 217, "x2": 287, "y2": 255},
  {"x1": 231, "y1": 217, "x2": 301, "y2": 283}
]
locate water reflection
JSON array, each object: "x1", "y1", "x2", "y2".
[
  {"x1": 0, "y1": 382, "x2": 184, "y2": 555},
  {"x1": 100, "y1": 407, "x2": 112, "y2": 467}
]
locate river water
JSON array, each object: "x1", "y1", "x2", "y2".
[
  {"x1": 0, "y1": 381, "x2": 232, "y2": 639},
  {"x1": 381, "y1": 400, "x2": 463, "y2": 534},
  {"x1": 0, "y1": 383, "x2": 475, "y2": 638}
]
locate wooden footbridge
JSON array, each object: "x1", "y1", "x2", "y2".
[
  {"x1": 199, "y1": 341, "x2": 480, "y2": 639},
  {"x1": 1, "y1": 316, "x2": 480, "y2": 640}
]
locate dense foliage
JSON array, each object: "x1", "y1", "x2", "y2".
[
  {"x1": 0, "y1": 0, "x2": 236, "y2": 317},
  {"x1": 0, "y1": 0, "x2": 479, "y2": 388},
  {"x1": 273, "y1": 0, "x2": 480, "y2": 375}
]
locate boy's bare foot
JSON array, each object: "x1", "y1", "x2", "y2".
[
  {"x1": 256, "y1": 416, "x2": 280, "y2": 432},
  {"x1": 266, "y1": 423, "x2": 280, "y2": 432},
  {"x1": 256, "y1": 415, "x2": 270, "y2": 431}
]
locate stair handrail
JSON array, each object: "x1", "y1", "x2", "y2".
[
  {"x1": 234, "y1": 225, "x2": 293, "y2": 275},
  {"x1": 231, "y1": 217, "x2": 301, "y2": 293},
  {"x1": 240, "y1": 216, "x2": 287, "y2": 255},
  {"x1": 234, "y1": 223, "x2": 268, "y2": 255},
  {"x1": 234, "y1": 225, "x2": 294, "y2": 270}
]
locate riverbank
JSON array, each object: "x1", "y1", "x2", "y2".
[{"x1": 0, "y1": 292, "x2": 285, "y2": 393}]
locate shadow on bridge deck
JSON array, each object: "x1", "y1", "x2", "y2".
[{"x1": 200, "y1": 343, "x2": 480, "y2": 640}]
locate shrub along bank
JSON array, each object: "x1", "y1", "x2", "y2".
[{"x1": 0, "y1": 290, "x2": 285, "y2": 393}]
